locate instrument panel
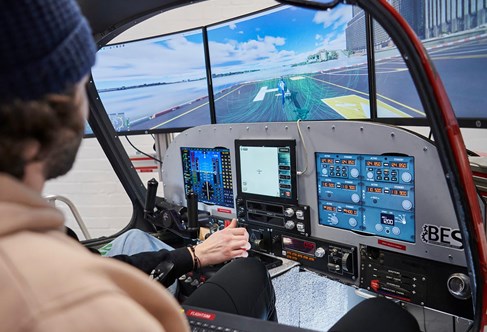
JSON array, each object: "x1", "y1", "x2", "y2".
[
  {"x1": 316, "y1": 153, "x2": 415, "y2": 243},
  {"x1": 161, "y1": 121, "x2": 471, "y2": 319}
]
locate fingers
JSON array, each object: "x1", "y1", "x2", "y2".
[{"x1": 230, "y1": 248, "x2": 249, "y2": 258}]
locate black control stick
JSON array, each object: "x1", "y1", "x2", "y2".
[
  {"x1": 186, "y1": 191, "x2": 200, "y2": 239},
  {"x1": 144, "y1": 178, "x2": 158, "y2": 220}
]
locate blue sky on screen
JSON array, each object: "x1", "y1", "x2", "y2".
[
  {"x1": 91, "y1": 4, "x2": 353, "y2": 90},
  {"x1": 92, "y1": 30, "x2": 207, "y2": 90},
  {"x1": 207, "y1": 5, "x2": 352, "y2": 73}
]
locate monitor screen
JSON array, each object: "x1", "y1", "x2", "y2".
[
  {"x1": 315, "y1": 153, "x2": 415, "y2": 243},
  {"x1": 235, "y1": 139, "x2": 297, "y2": 202},
  {"x1": 181, "y1": 147, "x2": 234, "y2": 208},
  {"x1": 207, "y1": 4, "x2": 368, "y2": 124},
  {"x1": 91, "y1": 29, "x2": 211, "y2": 134},
  {"x1": 371, "y1": 1, "x2": 487, "y2": 124}
]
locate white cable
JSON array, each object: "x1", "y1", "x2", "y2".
[{"x1": 296, "y1": 119, "x2": 309, "y2": 176}]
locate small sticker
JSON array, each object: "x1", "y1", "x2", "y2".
[{"x1": 421, "y1": 224, "x2": 463, "y2": 250}]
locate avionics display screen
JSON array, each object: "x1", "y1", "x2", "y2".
[
  {"x1": 235, "y1": 139, "x2": 297, "y2": 202},
  {"x1": 91, "y1": 29, "x2": 211, "y2": 134},
  {"x1": 316, "y1": 153, "x2": 415, "y2": 243},
  {"x1": 207, "y1": 4, "x2": 369, "y2": 124},
  {"x1": 181, "y1": 147, "x2": 234, "y2": 208}
]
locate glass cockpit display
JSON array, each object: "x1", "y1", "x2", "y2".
[
  {"x1": 181, "y1": 147, "x2": 234, "y2": 208},
  {"x1": 316, "y1": 153, "x2": 415, "y2": 242},
  {"x1": 235, "y1": 139, "x2": 297, "y2": 203}
]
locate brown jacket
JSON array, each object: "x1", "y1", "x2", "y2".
[{"x1": 0, "y1": 174, "x2": 189, "y2": 332}]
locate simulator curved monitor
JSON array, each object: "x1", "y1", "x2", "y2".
[
  {"x1": 207, "y1": 5, "x2": 370, "y2": 124},
  {"x1": 368, "y1": 2, "x2": 487, "y2": 127},
  {"x1": 91, "y1": 28, "x2": 211, "y2": 135}
]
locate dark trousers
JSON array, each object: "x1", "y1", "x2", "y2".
[
  {"x1": 329, "y1": 297, "x2": 421, "y2": 332},
  {"x1": 183, "y1": 257, "x2": 277, "y2": 321}
]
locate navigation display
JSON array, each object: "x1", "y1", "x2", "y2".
[
  {"x1": 91, "y1": 29, "x2": 211, "y2": 134},
  {"x1": 236, "y1": 139, "x2": 297, "y2": 202},
  {"x1": 181, "y1": 147, "x2": 234, "y2": 208},
  {"x1": 316, "y1": 153, "x2": 415, "y2": 242}
]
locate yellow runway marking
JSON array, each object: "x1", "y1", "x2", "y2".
[
  {"x1": 322, "y1": 95, "x2": 410, "y2": 119},
  {"x1": 308, "y1": 75, "x2": 425, "y2": 116}
]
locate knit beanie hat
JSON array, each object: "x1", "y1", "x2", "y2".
[{"x1": 0, "y1": 0, "x2": 97, "y2": 101}]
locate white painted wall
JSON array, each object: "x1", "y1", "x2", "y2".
[{"x1": 44, "y1": 0, "x2": 487, "y2": 240}]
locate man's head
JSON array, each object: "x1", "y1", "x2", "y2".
[{"x1": 0, "y1": 0, "x2": 96, "y2": 183}]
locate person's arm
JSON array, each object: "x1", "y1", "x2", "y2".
[
  {"x1": 111, "y1": 247, "x2": 193, "y2": 287},
  {"x1": 112, "y1": 219, "x2": 250, "y2": 287}
]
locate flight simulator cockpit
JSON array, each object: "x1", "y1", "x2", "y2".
[{"x1": 79, "y1": 0, "x2": 487, "y2": 331}]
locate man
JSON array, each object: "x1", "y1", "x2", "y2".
[{"x1": 0, "y1": 1, "x2": 275, "y2": 330}]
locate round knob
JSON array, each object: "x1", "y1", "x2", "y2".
[
  {"x1": 350, "y1": 168, "x2": 359, "y2": 178},
  {"x1": 295, "y1": 210, "x2": 304, "y2": 219},
  {"x1": 296, "y1": 222, "x2": 306, "y2": 233},
  {"x1": 402, "y1": 200, "x2": 413, "y2": 211},
  {"x1": 401, "y1": 172, "x2": 412, "y2": 183},
  {"x1": 392, "y1": 227, "x2": 401, "y2": 235},
  {"x1": 349, "y1": 218, "x2": 357, "y2": 227},
  {"x1": 322, "y1": 168, "x2": 328, "y2": 176},
  {"x1": 351, "y1": 193, "x2": 360, "y2": 203},
  {"x1": 447, "y1": 273, "x2": 471, "y2": 300},
  {"x1": 375, "y1": 224, "x2": 383, "y2": 232},
  {"x1": 285, "y1": 220, "x2": 295, "y2": 230},
  {"x1": 253, "y1": 238, "x2": 266, "y2": 250},
  {"x1": 237, "y1": 210, "x2": 246, "y2": 218},
  {"x1": 284, "y1": 208, "x2": 295, "y2": 217},
  {"x1": 330, "y1": 215, "x2": 339, "y2": 225},
  {"x1": 367, "y1": 171, "x2": 374, "y2": 179},
  {"x1": 315, "y1": 247, "x2": 326, "y2": 258}
]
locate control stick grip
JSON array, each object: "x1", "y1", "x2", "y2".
[
  {"x1": 186, "y1": 191, "x2": 198, "y2": 229},
  {"x1": 145, "y1": 178, "x2": 158, "y2": 216}
]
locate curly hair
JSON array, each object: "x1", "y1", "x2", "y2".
[{"x1": 0, "y1": 87, "x2": 85, "y2": 180}]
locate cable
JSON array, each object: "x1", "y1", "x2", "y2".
[
  {"x1": 125, "y1": 136, "x2": 163, "y2": 165},
  {"x1": 296, "y1": 119, "x2": 309, "y2": 175}
]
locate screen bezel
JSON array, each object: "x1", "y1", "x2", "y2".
[{"x1": 235, "y1": 139, "x2": 298, "y2": 204}]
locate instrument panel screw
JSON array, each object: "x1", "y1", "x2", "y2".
[{"x1": 423, "y1": 146, "x2": 428, "y2": 151}]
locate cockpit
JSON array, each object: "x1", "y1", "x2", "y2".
[{"x1": 46, "y1": 0, "x2": 487, "y2": 331}]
